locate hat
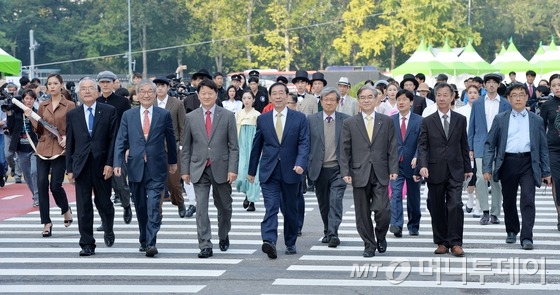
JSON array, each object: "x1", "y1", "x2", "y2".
[
  {"x1": 484, "y1": 73, "x2": 502, "y2": 83},
  {"x1": 292, "y1": 70, "x2": 310, "y2": 84},
  {"x1": 399, "y1": 73, "x2": 419, "y2": 90},
  {"x1": 436, "y1": 73, "x2": 448, "y2": 81},
  {"x1": 192, "y1": 69, "x2": 212, "y2": 80},
  {"x1": 153, "y1": 77, "x2": 170, "y2": 85},
  {"x1": 276, "y1": 75, "x2": 288, "y2": 84},
  {"x1": 417, "y1": 83, "x2": 430, "y2": 92},
  {"x1": 231, "y1": 74, "x2": 242, "y2": 81},
  {"x1": 373, "y1": 80, "x2": 388, "y2": 88},
  {"x1": 97, "y1": 71, "x2": 117, "y2": 82},
  {"x1": 337, "y1": 77, "x2": 351, "y2": 86},
  {"x1": 310, "y1": 72, "x2": 327, "y2": 86},
  {"x1": 248, "y1": 70, "x2": 260, "y2": 77}
]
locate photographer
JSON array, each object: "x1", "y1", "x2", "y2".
[
  {"x1": 6, "y1": 90, "x2": 39, "y2": 205},
  {"x1": 0, "y1": 107, "x2": 6, "y2": 187},
  {"x1": 2, "y1": 83, "x2": 23, "y2": 184}
]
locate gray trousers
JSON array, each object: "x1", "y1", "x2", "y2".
[
  {"x1": 314, "y1": 166, "x2": 346, "y2": 238},
  {"x1": 475, "y1": 158, "x2": 502, "y2": 216}
]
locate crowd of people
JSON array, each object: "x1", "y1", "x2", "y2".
[{"x1": 0, "y1": 68, "x2": 559, "y2": 259}]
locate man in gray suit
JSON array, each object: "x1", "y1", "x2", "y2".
[
  {"x1": 340, "y1": 85, "x2": 399, "y2": 257},
  {"x1": 308, "y1": 87, "x2": 350, "y2": 248},
  {"x1": 181, "y1": 79, "x2": 239, "y2": 258},
  {"x1": 336, "y1": 77, "x2": 358, "y2": 116}
]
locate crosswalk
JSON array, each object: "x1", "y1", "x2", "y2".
[{"x1": 1, "y1": 186, "x2": 560, "y2": 294}]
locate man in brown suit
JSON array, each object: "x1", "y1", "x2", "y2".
[{"x1": 153, "y1": 77, "x2": 187, "y2": 218}]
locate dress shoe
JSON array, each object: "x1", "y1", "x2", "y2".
[
  {"x1": 285, "y1": 245, "x2": 297, "y2": 255},
  {"x1": 15, "y1": 177, "x2": 22, "y2": 183},
  {"x1": 390, "y1": 225, "x2": 402, "y2": 238},
  {"x1": 363, "y1": 250, "x2": 375, "y2": 258},
  {"x1": 104, "y1": 231, "x2": 115, "y2": 247},
  {"x1": 139, "y1": 245, "x2": 147, "y2": 252},
  {"x1": 451, "y1": 245, "x2": 465, "y2": 257},
  {"x1": 145, "y1": 246, "x2": 159, "y2": 257},
  {"x1": 123, "y1": 206, "x2": 132, "y2": 224},
  {"x1": 97, "y1": 224, "x2": 104, "y2": 232},
  {"x1": 434, "y1": 244, "x2": 449, "y2": 254},
  {"x1": 243, "y1": 197, "x2": 249, "y2": 209},
  {"x1": 479, "y1": 212, "x2": 490, "y2": 225},
  {"x1": 465, "y1": 206, "x2": 473, "y2": 213},
  {"x1": 0, "y1": 175, "x2": 4, "y2": 187},
  {"x1": 409, "y1": 229, "x2": 419, "y2": 236},
  {"x1": 557, "y1": 222, "x2": 560, "y2": 232},
  {"x1": 247, "y1": 202, "x2": 255, "y2": 211},
  {"x1": 42, "y1": 223, "x2": 52, "y2": 237},
  {"x1": 506, "y1": 232, "x2": 516, "y2": 244},
  {"x1": 521, "y1": 239, "x2": 534, "y2": 250},
  {"x1": 262, "y1": 241, "x2": 277, "y2": 259},
  {"x1": 377, "y1": 239, "x2": 387, "y2": 253},
  {"x1": 185, "y1": 205, "x2": 196, "y2": 218},
  {"x1": 198, "y1": 248, "x2": 213, "y2": 258},
  {"x1": 219, "y1": 237, "x2": 229, "y2": 251},
  {"x1": 178, "y1": 204, "x2": 187, "y2": 218},
  {"x1": 328, "y1": 236, "x2": 340, "y2": 248},
  {"x1": 63, "y1": 208, "x2": 73, "y2": 227},
  {"x1": 490, "y1": 215, "x2": 500, "y2": 224},
  {"x1": 321, "y1": 236, "x2": 329, "y2": 243},
  {"x1": 79, "y1": 248, "x2": 95, "y2": 256}
]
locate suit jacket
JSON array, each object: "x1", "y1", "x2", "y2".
[
  {"x1": 297, "y1": 94, "x2": 319, "y2": 115},
  {"x1": 248, "y1": 108, "x2": 310, "y2": 184},
  {"x1": 181, "y1": 105, "x2": 239, "y2": 184},
  {"x1": 336, "y1": 95, "x2": 358, "y2": 116},
  {"x1": 417, "y1": 110, "x2": 472, "y2": 184},
  {"x1": 183, "y1": 93, "x2": 223, "y2": 114},
  {"x1": 307, "y1": 111, "x2": 350, "y2": 181},
  {"x1": 113, "y1": 106, "x2": 177, "y2": 183},
  {"x1": 526, "y1": 84, "x2": 538, "y2": 110},
  {"x1": 468, "y1": 96, "x2": 511, "y2": 158},
  {"x1": 339, "y1": 112, "x2": 399, "y2": 187},
  {"x1": 391, "y1": 112, "x2": 422, "y2": 178},
  {"x1": 411, "y1": 95, "x2": 427, "y2": 116},
  {"x1": 482, "y1": 110, "x2": 550, "y2": 186},
  {"x1": 7, "y1": 108, "x2": 38, "y2": 152},
  {"x1": 154, "y1": 96, "x2": 186, "y2": 146},
  {"x1": 34, "y1": 97, "x2": 75, "y2": 157},
  {"x1": 66, "y1": 103, "x2": 118, "y2": 178}
]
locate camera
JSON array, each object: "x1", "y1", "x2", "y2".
[{"x1": 0, "y1": 83, "x2": 17, "y2": 112}]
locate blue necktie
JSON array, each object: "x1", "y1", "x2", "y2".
[{"x1": 88, "y1": 107, "x2": 94, "y2": 137}]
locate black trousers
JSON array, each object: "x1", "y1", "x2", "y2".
[
  {"x1": 37, "y1": 156, "x2": 69, "y2": 224},
  {"x1": 75, "y1": 155, "x2": 115, "y2": 249},
  {"x1": 499, "y1": 154, "x2": 536, "y2": 244}
]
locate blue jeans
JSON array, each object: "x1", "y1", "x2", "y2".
[{"x1": 17, "y1": 151, "x2": 38, "y2": 201}]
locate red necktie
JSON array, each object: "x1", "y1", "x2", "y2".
[
  {"x1": 205, "y1": 110, "x2": 212, "y2": 166},
  {"x1": 143, "y1": 109, "x2": 150, "y2": 140},
  {"x1": 400, "y1": 117, "x2": 406, "y2": 162},
  {"x1": 528, "y1": 84, "x2": 533, "y2": 97}
]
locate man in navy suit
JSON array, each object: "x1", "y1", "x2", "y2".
[
  {"x1": 66, "y1": 78, "x2": 118, "y2": 256},
  {"x1": 390, "y1": 89, "x2": 423, "y2": 238},
  {"x1": 468, "y1": 73, "x2": 511, "y2": 225},
  {"x1": 483, "y1": 83, "x2": 551, "y2": 250},
  {"x1": 114, "y1": 79, "x2": 177, "y2": 257},
  {"x1": 525, "y1": 70, "x2": 538, "y2": 111},
  {"x1": 248, "y1": 82, "x2": 310, "y2": 259}
]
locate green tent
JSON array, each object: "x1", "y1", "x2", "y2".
[
  {"x1": 0, "y1": 48, "x2": 21, "y2": 77},
  {"x1": 491, "y1": 43, "x2": 507, "y2": 65},
  {"x1": 493, "y1": 40, "x2": 532, "y2": 74},
  {"x1": 392, "y1": 40, "x2": 452, "y2": 76},
  {"x1": 434, "y1": 40, "x2": 475, "y2": 75},
  {"x1": 533, "y1": 39, "x2": 560, "y2": 74},
  {"x1": 529, "y1": 41, "x2": 546, "y2": 64},
  {"x1": 457, "y1": 41, "x2": 495, "y2": 75}
]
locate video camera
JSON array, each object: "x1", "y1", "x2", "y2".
[{"x1": 0, "y1": 83, "x2": 17, "y2": 112}]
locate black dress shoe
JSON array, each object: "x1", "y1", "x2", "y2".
[
  {"x1": 506, "y1": 232, "x2": 516, "y2": 244},
  {"x1": 219, "y1": 237, "x2": 229, "y2": 251},
  {"x1": 97, "y1": 224, "x2": 104, "y2": 232},
  {"x1": 321, "y1": 236, "x2": 329, "y2": 243},
  {"x1": 262, "y1": 241, "x2": 277, "y2": 259},
  {"x1": 328, "y1": 236, "x2": 340, "y2": 248},
  {"x1": 490, "y1": 215, "x2": 500, "y2": 224},
  {"x1": 79, "y1": 248, "x2": 95, "y2": 256},
  {"x1": 465, "y1": 206, "x2": 473, "y2": 213},
  {"x1": 243, "y1": 197, "x2": 249, "y2": 209},
  {"x1": 178, "y1": 204, "x2": 187, "y2": 218},
  {"x1": 479, "y1": 212, "x2": 490, "y2": 225},
  {"x1": 247, "y1": 202, "x2": 255, "y2": 211},
  {"x1": 145, "y1": 246, "x2": 159, "y2": 257},
  {"x1": 390, "y1": 225, "x2": 402, "y2": 238},
  {"x1": 123, "y1": 206, "x2": 132, "y2": 224},
  {"x1": 409, "y1": 230, "x2": 419, "y2": 236},
  {"x1": 198, "y1": 248, "x2": 213, "y2": 258},
  {"x1": 363, "y1": 250, "x2": 375, "y2": 257},
  {"x1": 377, "y1": 239, "x2": 387, "y2": 253},
  {"x1": 285, "y1": 245, "x2": 297, "y2": 255},
  {"x1": 104, "y1": 231, "x2": 115, "y2": 247},
  {"x1": 185, "y1": 205, "x2": 196, "y2": 218},
  {"x1": 521, "y1": 239, "x2": 534, "y2": 250},
  {"x1": 139, "y1": 245, "x2": 147, "y2": 252}
]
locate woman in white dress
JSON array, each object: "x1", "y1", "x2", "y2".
[
  {"x1": 222, "y1": 85, "x2": 243, "y2": 113},
  {"x1": 378, "y1": 83, "x2": 399, "y2": 116}
]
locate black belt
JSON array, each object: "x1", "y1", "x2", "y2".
[{"x1": 505, "y1": 152, "x2": 530, "y2": 158}]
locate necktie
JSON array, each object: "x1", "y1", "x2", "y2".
[
  {"x1": 528, "y1": 84, "x2": 533, "y2": 97},
  {"x1": 142, "y1": 109, "x2": 150, "y2": 140},
  {"x1": 87, "y1": 107, "x2": 94, "y2": 137},
  {"x1": 275, "y1": 113, "x2": 283, "y2": 143},
  {"x1": 366, "y1": 115, "x2": 373, "y2": 141},
  {"x1": 326, "y1": 116, "x2": 333, "y2": 123},
  {"x1": 340, "y1": 96, "x2": 345, "y2": 107},
  {"x1": 400, "y1": 117, "x2": 406, "y2": 162},
  {"x1": 442, "y1": 114, "x2": 449, "y2": 139},
  {"x1": 205, "y1": 110, "x2": 212, "y2": 139},
  {"x1": 317, "y1": 96, "x2": 323, "y2": 112}
]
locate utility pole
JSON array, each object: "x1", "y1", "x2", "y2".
[
  {"x1": 127, "y1": 0, "x2": 133, "y2": 83},
  {"x1": 467, "y1": 0, "x2": 472, "y2": 26},
  {"x1": 29, "y1": 30, "x2": 38, "y2": 79}
]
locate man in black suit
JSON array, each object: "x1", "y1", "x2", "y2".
[
  {"x1": 183, "y1": 69, "x2": 223, "y2": 114},
  {"x1": 66, "y1": 77, "x2": 119, "y2": 256},
  {"x1": 416, "y1": 83, "x2": 473, "y2": 257},
  {"x1": 400, "y1": 73, "x2": 427, "y2": 115}
]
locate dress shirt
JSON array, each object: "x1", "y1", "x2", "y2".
[
  {"x1": 323, "y1": 112, "x2": 336, "y2": 122},
  {"x1": 484, "y1": 94, "x2": 500, "y2": 132},
  {"x1": 83, "y1": 102, "x2": 97, "y2": 133},
  {"x1": 272, "y1": 107, "x2": 288, "y2": 130},
  {"x1": 399, "y1": 111, "x2": 411, "y2": 129},
  {"x1": 140, "y1": 105, "x2": 153, "y2": 126},
  {"x1": 361, "y1": 111, "x2": 376, "y2": 127},
  {"x1": 201, "y1": 104, "x2": 217, "y2": 124},
  {"x1": 156, "y1": 95, "x2": 168, "y2": 109},
  {"x1": 437, "y1": 110, "x2": 450, "y2": 129},
  {"x1": 506, "y1": 110, "x2": 530, "y2": 153}
]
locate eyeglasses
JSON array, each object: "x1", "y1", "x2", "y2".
[
  {"x1": 79, "y1": 87, "x2": 96, "y2": 92},
  {"x1": 139, "y1": 90, "x2": 155, "y2": 96}
]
